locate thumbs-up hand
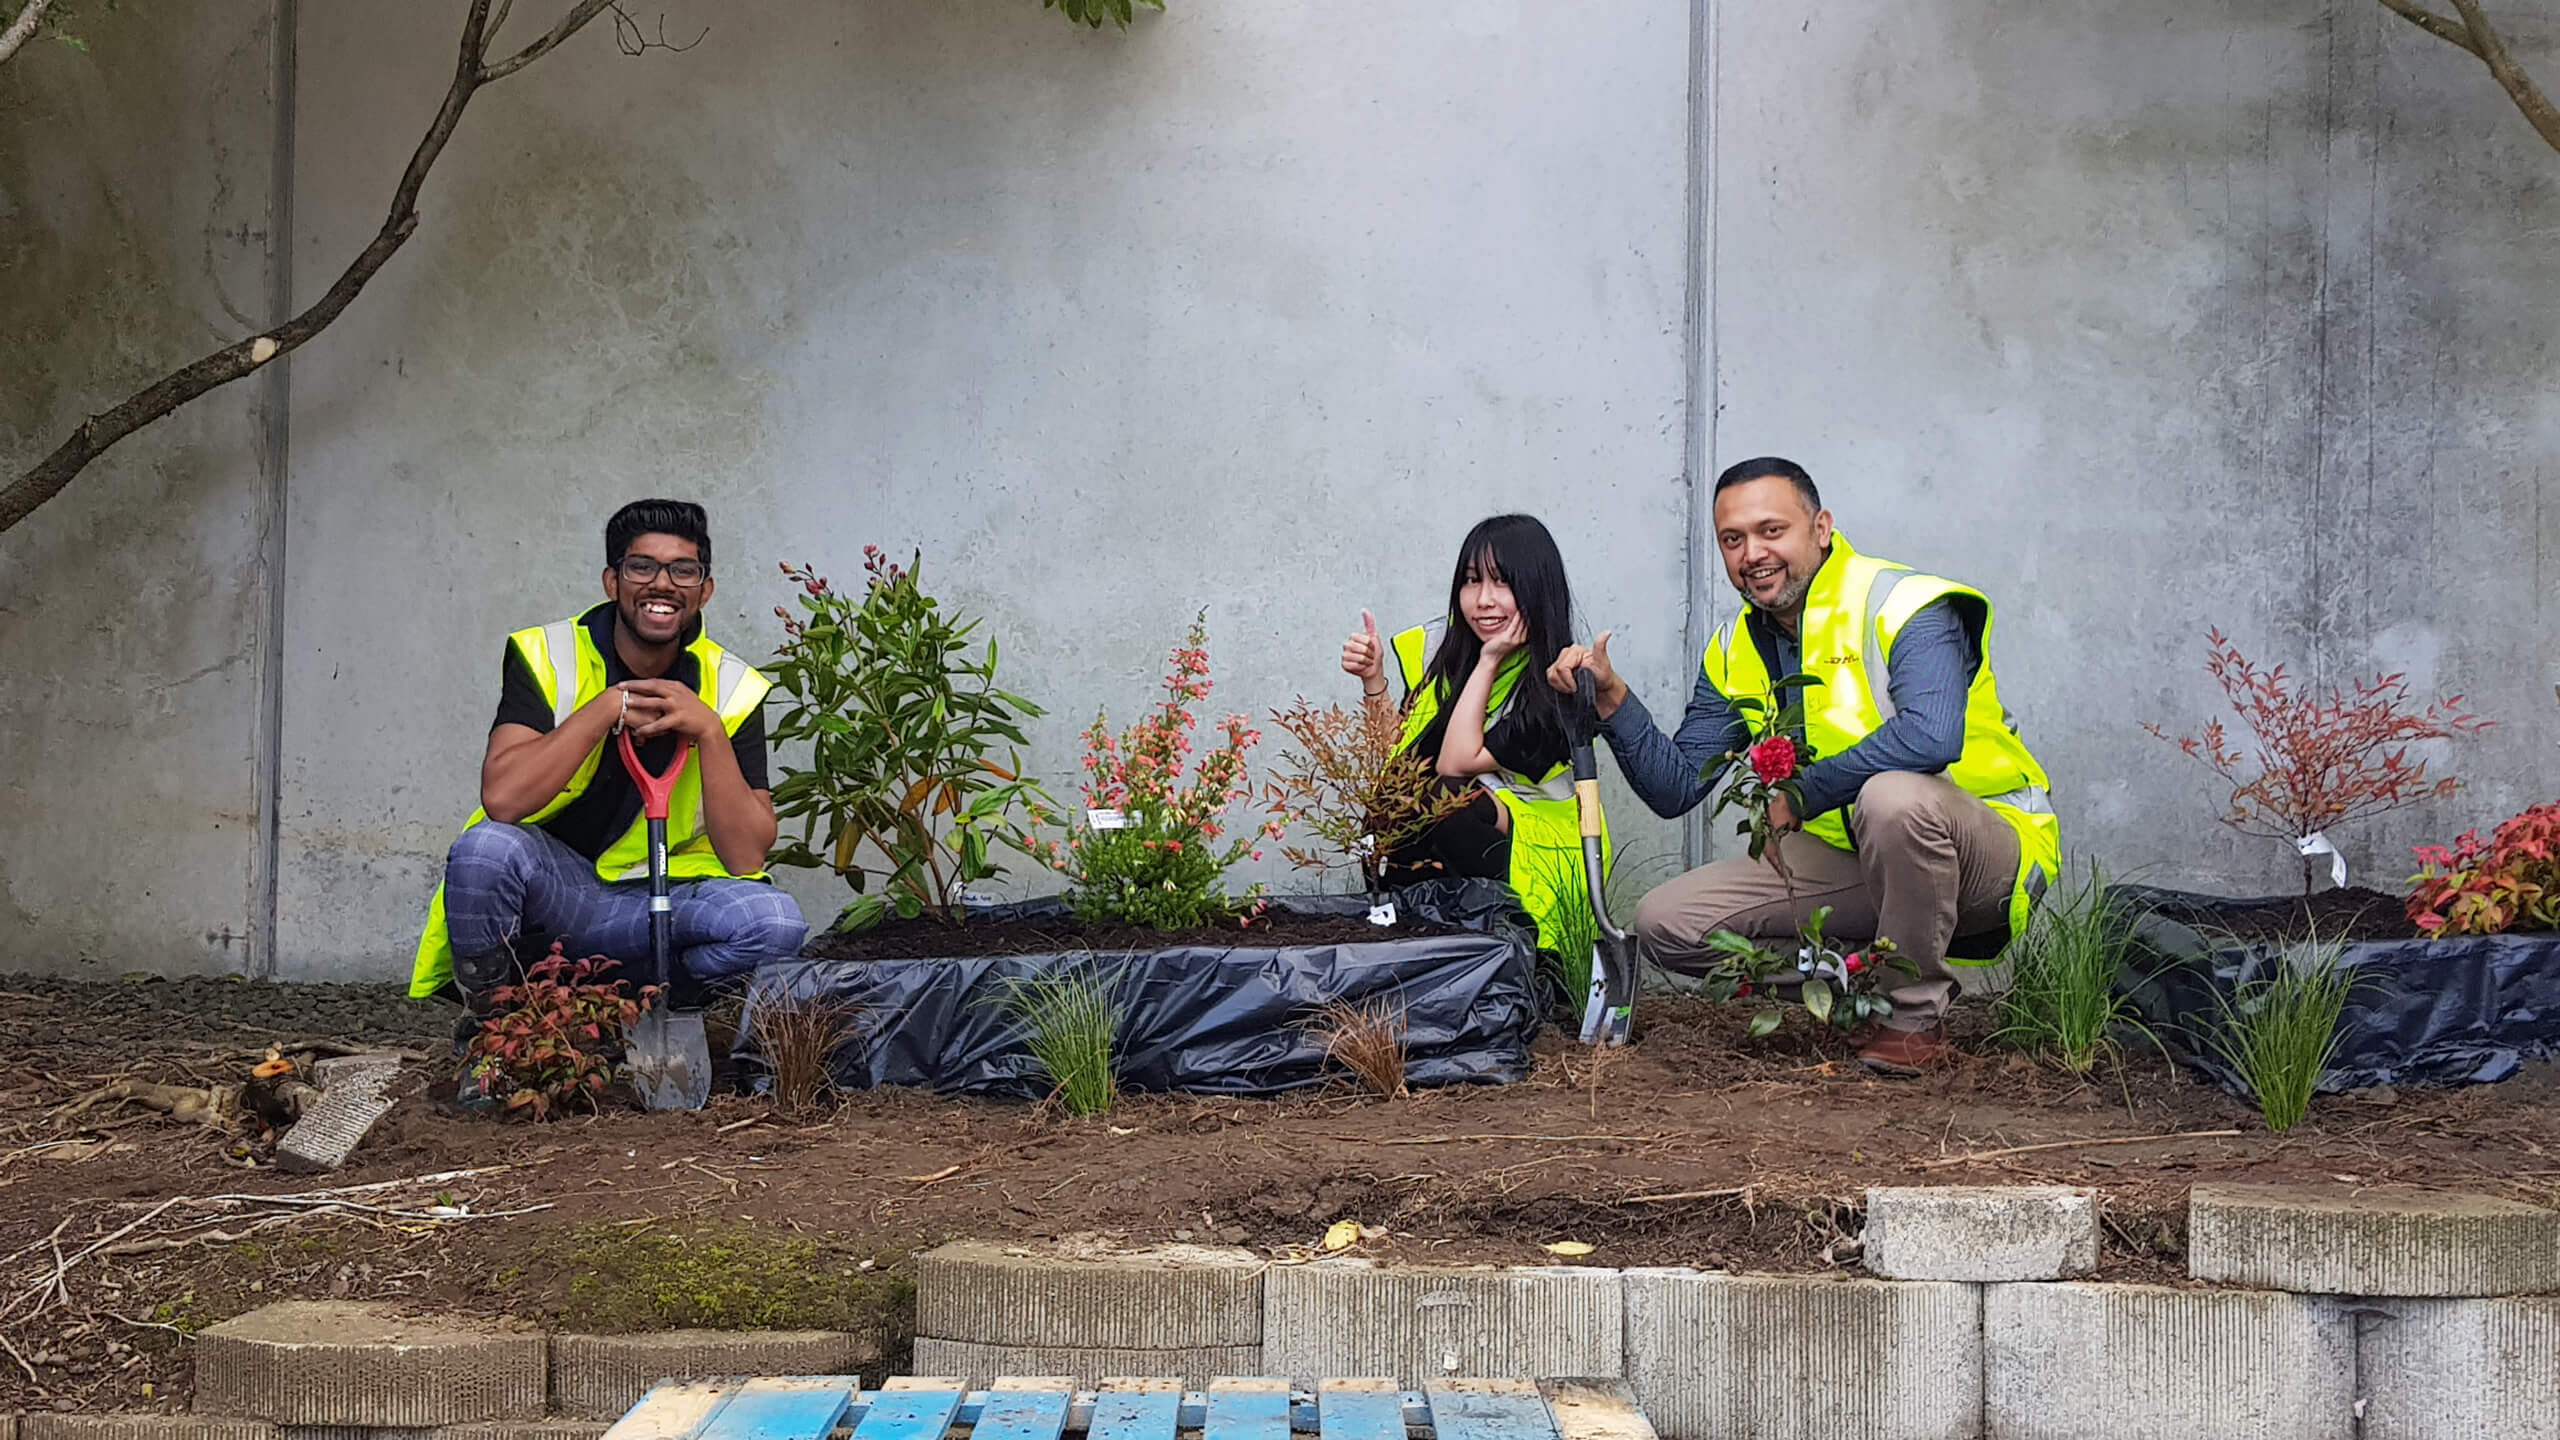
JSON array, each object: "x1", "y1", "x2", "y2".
[
  {"x1": 1341, "y1": 609, "x2": 1388, "y2": 691},
  {"x1": 1546, "y1": 629, "x2": 1626, "y2": 718}
]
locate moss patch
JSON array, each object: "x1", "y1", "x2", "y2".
[{"x1": 518, "y1": 1221, "x2": 916, "y2": 1344}]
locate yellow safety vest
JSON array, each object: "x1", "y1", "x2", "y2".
[
  {"x1": 408, "y1": 611, "x2": 774, "y2": 997},
  {"x1": 1702, "y1": 533, "x2": 2061, "y2": 942},
  {"x1": 1392, "y1": 622, "x2": 1609, "y2": 954}
]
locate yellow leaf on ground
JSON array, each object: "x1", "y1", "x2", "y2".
[
  {"x1": 1322, "y1": 1219, "x2": 1361, "y2": 1251},
  {"x1": 1543, "y1": 1240, "x2": 1596, "y2": 1257}
]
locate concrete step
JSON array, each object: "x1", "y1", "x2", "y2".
[
  {"x1": 2189, "y1": 1183, "x2": 2560, "y2": 1296},
  {"x1": 1262, "y1": 1261, "x2": 1622, "y2": 1387},
  {"x1": 1984, "y1": 1281, "x2": 2354, "y2": 1440},
  {"x1": 550, "y1": 1330, "x2": 876, "y2": 1420},
  {"x1": 905, "y1": 1338, "x2": 1265, "y2": 1389},
  {"x1": 192, "y1": 1302, "x2": 546, "y2": 1428},
  {"x1": 916, "y1": 1241, "x2": 1265, "y2": 1350}
]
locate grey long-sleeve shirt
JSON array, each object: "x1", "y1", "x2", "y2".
[{"x1": 1602, "y1": 597, "x2": 1980, "y2": 822}]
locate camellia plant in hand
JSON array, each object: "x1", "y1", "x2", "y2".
[
  {"x1": 1696, "y1": 906, "x2": 1913, "y2": 1037},
  {"x1": 1706, "y1": 671, "x2": 1824, "y2": 887}
]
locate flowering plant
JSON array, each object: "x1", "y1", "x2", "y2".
[
  {"x1": 2144, "y1": 628, "x2": 2489, "y2": 892},
  {"x1": 1696, "y1": 906, "x2": 1913, "y2": 1036},
  {"x1": 2407, "y1": 801, "x2": 2560, "y2": 937},
  {"x1": 766, "y1": 550, "x2": 1050, "y2": 925},
  {"x1": 1021, "y1": 613, "x2": 1284, "y2": 929},
  {"x1": 1706, "y1": 671, "x2": 1823, "y2": 885}
]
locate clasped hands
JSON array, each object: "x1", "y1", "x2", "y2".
[{"x1": 611, "y1": 679, "x2": 720, "y2": 745}]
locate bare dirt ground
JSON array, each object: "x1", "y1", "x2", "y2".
[{"x1": 2, "y1": 974, "x2": 2554, "y2": 1416}]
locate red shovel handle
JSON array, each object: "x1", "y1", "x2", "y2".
[{"x1": 616, "y1": 724, "x2": 690, "y2": 821}]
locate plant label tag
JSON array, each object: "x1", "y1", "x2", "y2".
[
  {"x1": 1368, "y1": 900, "x2": 1397, "y2": 926},
  {"x1": 2296, "y1": 830, "x2": 2348, "y2": 888},
  {"x1": 1356, "y1": 833, "x2": 1378, "y2": 857},
  {"x1": 1086, "y1": 808, "x2": 1135, "y2": 831}
]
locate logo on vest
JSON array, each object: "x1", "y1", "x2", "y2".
[{"x1": 1820, "y1": 653, "x2": 1860, "y2": 665}]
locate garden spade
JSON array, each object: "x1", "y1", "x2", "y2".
[
  {"x1": 617, "y1": 725, "x2": 712, "y2": 1111},
  {"x1": 1572, "y1": 669, "x2": 1637, "y2": 1046}
]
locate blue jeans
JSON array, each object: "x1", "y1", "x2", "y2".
[{"x1": 442, "y1": 822, "x2": 806, "y2": 990}]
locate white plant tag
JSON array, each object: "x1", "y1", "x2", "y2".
[
  {"x1": 1356, "y1": 833, "x2": 1378, "y2": 857},
  {"x1": 2296, "y1": 831, "x2": 2348, "y2": 889},
  {"x1": 1368, "y1": 900, "x2": 1398, "y2": 927},
  {"x1": 1086, "y1": 808, "x2": 1136, "y2": 831}
]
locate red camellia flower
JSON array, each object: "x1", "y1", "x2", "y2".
[
  {"x1": 1843, "y1": 952, "x2": 1866, "y2": 975},
  {"x1": 1748, "y1": 735, "x2": 1799, "y2": 785}
]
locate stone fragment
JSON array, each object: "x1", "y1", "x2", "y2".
[
  {"x1": 272, "y1": 1060, "x2": 400, "y2": 1174},
  {"x1": 193, "y1": 1302, "x2": 545, "y2": 1427},
  {"x1": 1863, "y1": 1185, "x2": 2098, "y2": 1281},
  {"x1": 1263, "y1": 1262, "x2": 1620, "y2": 1386},
  {"x1": 1984, "y1": 1281, "x2": 2354, "y2": 1440},
  {"x1": 2189, "y1": 1183, "x2": 2560, "y2": 1296}
]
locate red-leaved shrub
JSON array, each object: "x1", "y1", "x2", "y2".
[
  {"x1": 2408, "y1": 802, "x2": 2560, "y2": 937},
  {"x1": 461, "y1": 945, "x2": 649, "y2": 1119}
]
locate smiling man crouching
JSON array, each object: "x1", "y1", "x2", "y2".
[{"x1": 409, "y1": 499, "x2": 805, "y2": 1011}]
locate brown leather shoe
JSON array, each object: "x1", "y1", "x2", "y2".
[{"x1": 1858, "y1": 1024, "x2": 1953, "y2": 1076}]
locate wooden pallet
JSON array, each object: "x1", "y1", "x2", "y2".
[{"x1": 604, "y1": 1375, "x2": 1658, "y2": 1440}]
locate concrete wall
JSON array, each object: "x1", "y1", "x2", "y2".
[
  {"x1": 0, "y1": 2, "x2": 282, "y2": 976},
  {"x1": 1, "y1": 0, "x2": 2553, "y2": 976}
]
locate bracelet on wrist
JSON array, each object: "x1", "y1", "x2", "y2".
[{"x1": 1363, "y1": 685, "x2": 1388, "y2": 699}]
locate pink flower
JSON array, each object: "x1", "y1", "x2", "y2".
[
  {"x1": 1748, "y1": 735, "x2": 1799, "y2": 785},
  {"x1": 1843, "y1": 952, "x2": 1865, "y2": 975}
]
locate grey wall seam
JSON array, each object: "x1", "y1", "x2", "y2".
[
  {"x1": 1678, "y1": 0, "x2": 1717, "y2": 871},
  {"x1": 249, "y1": 0, "x2": 298, "y2": 979}
]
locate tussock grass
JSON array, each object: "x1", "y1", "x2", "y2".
[
  {"x1": 1993, "y1": 866, "x2": 2159, "y2": 1075},
  {"x1": 2212, "y1": 937, "x2": 2358, "y2": 1133},
  {"x1": 993, "y1": 968, "x2": 1120, "y2": 1116},
  {"x1": 1309, "y1": 998, "x2": 1409, "y2": 1098}
]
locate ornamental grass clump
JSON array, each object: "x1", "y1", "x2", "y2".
[
  {"x1": 2210, "y1": 938, "x2": 2359, "y2": 1133},
  {"x1": 748, "y1": 987, "x2": 863, "y2": 1114},
  {"x1": 1022, "y1": 613, "x2": 1284, "y2": 929},
  {"x1": 1308, "y1": 998, "x2": 1409, "y2": 1098},
  {"x1": 992, "y1": 968, "x2": 1121, "y2": 1116},
  {"x1": 1993, "y1": 866, "x2": 2159, "y2": 1076}
]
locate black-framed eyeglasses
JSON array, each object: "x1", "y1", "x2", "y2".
[{"x1": 615, "y1": 556, "x2": 710, "y2": 587}]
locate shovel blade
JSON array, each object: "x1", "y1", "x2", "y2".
[{"x1": 626, "y1": 1007, "x2": 712, "y2": 1111}]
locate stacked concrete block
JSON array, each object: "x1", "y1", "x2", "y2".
[
  {"x1": 1984, "y1": 1282, "x2": 2355, "y2": 1440},
  {"x1": 2189, "y1": 1184, "x2": 2560, "y2": 1296},
  {"x1": 910, "y1": 1240, "x2": 1264, "y2": 1385},
  {"x1": 22, "y1": 1421, "x2": 279, "y2": 1440},
  {"x1": 1622, "y1": 1268, "x2": 1978, "y2": 1440},
  {"x1": 2355, "y1": 1296, "x2": 2560, "y2": 1440},
  {"x1": 1261, "y1": 1262, "x2": 1621, "y2": 1386},
  {"x1": 1863, "y1": 1186, "x2": 2098, "y2": 1282},
  {"x1": 548, "y1": 1331, "x2": 875, "y2": 1420},
  {"x1": 193, "y1": 1303, "x2": 545, "y2": 1430}
]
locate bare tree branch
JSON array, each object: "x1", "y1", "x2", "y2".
[
  {"x1": 0, "y1": 0, "x2": 622, "y2": 535},
  {"x1": 2378, "y1": 0, "x2": 2560, "y2": 155},
  {"x1": 0, "y1": 0, "x2": 59, "y2": 68},
  {"x1": 488, "y1": 0, "x2": 520, "y2": 47},
  {"x1": 479, "y1": 0, "x2": 616, "y2": 83},
  {"x1": 2376, "y1": 0, "x2": 2484, "y2": 55}
]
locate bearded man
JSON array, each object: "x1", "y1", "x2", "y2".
[{"x1": 1547, "y1": 457, "x2": 2059, "y2": 1073}]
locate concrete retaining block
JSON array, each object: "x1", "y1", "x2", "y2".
[
  {"x1": 549, "y1": 1330, "x2": 875, "y2": 1419},
  {"x1": 1864, "y1": 1186, "x2": 2098, "y2": 1282},
  {"x1": 916, "y1": 1241, "x2": 1265, "y2": 1349},
  {"x1": 193, "y1": 1302, "x2": 546, "y2": 1427},
  {"x1": 2188, "y1": 1184, "x2": 2560, "y2": 1296},
  {"x1": 1623, "y1": 1268, "x2": 1979, "y2": 1440},
  {"x1": 907, "y1": 1337, "x2": 1262, "y2": 1388},
  {"x1": 1984, "y1": 1282, "x2": 2354, "y2": 1439},
  {"x1": 2357, "y1": 1296, "x2": 2560, "y2": 1440},
  {"x1": 1262, "y1": 1262, "x2": 1620, "y2": 1386},
  {"x1": 23, "y1": 1421, "x2": 277, "y2": 1440}
]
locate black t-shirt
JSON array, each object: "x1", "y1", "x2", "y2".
[
  {"x1": 491, "y1": 603, "x2": 770, "y2": 864},
  {"x1": 1402, "y1": 679, "x2": 1570, "y2": 782}
]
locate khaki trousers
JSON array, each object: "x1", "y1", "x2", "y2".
[{"x1": 1633, "y1": 771, "x2": 2018, "y2": 1028}]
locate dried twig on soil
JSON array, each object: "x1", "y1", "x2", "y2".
[
  {"x1": 1618, "y1": 1186, "x2": 1753, "y2": 1204},
  {"x1": 50, "y1": 1080, "x2": 236, "y2": 1127},
  {"x1": 1376, "y1": 1132, "x2": 1666, "y2": 1146},
  {"x1": 1915, "y1": 1129, "x2": 2243, "y2": 1169}
]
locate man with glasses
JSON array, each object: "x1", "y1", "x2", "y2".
[{"x1": 409, "y1": 499, "x2": 805, "y2": 1008}]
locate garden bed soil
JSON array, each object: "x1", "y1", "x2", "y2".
[
  {"x1": 2134, "y1": 884, "x2": 2418, "y2": 943},
  {"x1": 4, "y1": 973, "x2": 2558, "y2": 1413},
  {"x1": 805, "y1": 907, "x2": 1465, "y2": 963}
]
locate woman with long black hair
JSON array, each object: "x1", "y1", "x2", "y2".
[{"x1": 1340, "y1": 513, "x2": 1602, "y2": 949}]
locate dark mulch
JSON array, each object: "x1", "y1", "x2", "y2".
[
  {"x1": 2141, "y1": 885, "x2": 2420, "y2": 945},
  {"x1": 803, "y1": 906, "x2": 1465, "y2": 962}
]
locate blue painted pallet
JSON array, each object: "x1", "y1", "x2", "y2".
[{"x1": 606, "y1": 1375, "x2": 1655, "y2": 1440}]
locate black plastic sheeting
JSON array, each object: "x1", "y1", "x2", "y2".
[
  {"x1": 734, "y1": 878, "x2": 1543, "y2": 1098},
  {"x1": 2113, "y1": 883, "x2": 2560, "y2": 1091}
]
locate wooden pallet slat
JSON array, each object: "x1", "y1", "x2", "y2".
[
  {"x1": 1316, "y1": 1378, "x2": 1406, "y2": 1440},
  {"x1": 850, "y1": 1382, "x2": 969, "y2": 1440},
  {"x1": 692, "y1": 1376, "x2": 862, "y2": 1440},
  {"x1": 973, "y1": 1379, "x2": 1076, "y2": 1440},
  {"x1": 1087, "y1": 1377, "x2": 1183, "y2": 1440},
  {"x1": 1536, "y1": 1380, "x2": 1658, "y2": 1440},
  {"x1": 603, "y1": 1380, "x2": 738, "y2": 1440},
  {"x1": 1204, "y1": 1376, "x2": 1291, "y2": 1440},
  {"x1": 1426, "y1": 1379, "x2": 1559, "y2": 1440}
]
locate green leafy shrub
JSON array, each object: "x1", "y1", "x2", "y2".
[
  {"x1": 1994, "y1": 867, "x2": 2159, "y2": 1075},
  {"x1": 1702, "y1": 905, "x2": 1913, "y2": 1036},
  {"x1": 1021, "y1": 613, "x2": 1281, "y2": 929},
  {"x1": 767, "y1": 550, "x2": 1048, "y2": 923},
  {"x1": 460, "y1": 945, "x2": 643, "y2": 1119},
  {"x1": 2211, "y1": 939, "x2": 2359, "y2": 1132}
]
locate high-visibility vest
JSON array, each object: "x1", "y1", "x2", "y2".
[
  {"x1": 408, "y1": 612, "x2": 774, "y2": 998},
  {"x1": 1392, "y1": 622, "x2": 1609, "y2": 954},
  {"x1": 1702, "y1": 533, "x2": 2061, "y2": 941}
]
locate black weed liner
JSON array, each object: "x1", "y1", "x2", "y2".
[
  {"x1": 2112, "y1": 883, "x2": 2560, "y2": 1091},
  {"x1": 734, "y1": 878, "x2": 1542, "y2": 1097}
]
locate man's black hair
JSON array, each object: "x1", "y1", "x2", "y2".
[
  {"x1": 1712, "y1": 456, "x2": 1822, "y2": 515},
  {"x1": 605, "y1": 499, "x2": 711, "y2": 569}
]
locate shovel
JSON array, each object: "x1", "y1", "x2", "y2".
[
  {"x1": 617, "y1": 725, "x2": 712, "y2": 1110},
  {"x1": 1572, "y1": 668, "x2": 1637, "y2": 1047}
]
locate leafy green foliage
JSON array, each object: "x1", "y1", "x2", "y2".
[
  {"x1": 993, "y1": 968, "x2": 1121, "y2": 1115},
  {"x1": 2211, "y1": 940, "x2": 2359, "y2": 1133},
  {"x1": 460, "y1": 945, "x2": 645, "y2": 1119},
  {"x1": 1706, "y1": 671, "x2": 1823, "y2": 884},
  {"x1": 2408, "y1": 800, "x2": 2560, "y2": 937},
  {"x1": 1698, "y1": 905, "x2": 1913, "y2": 1035},
  {"x1": 1021, "y1": 613, "x2": 1282, "y2": 929},
  {"x1": 1043, "y1": 0, "x2": 1165, "y2": 28},
  {"x1": 1993, "y1": 865, "x2": 2159, "y2": 1074},
  {"x1": 767, "y1": 550, "x2": 1049, "y2": 923}
]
